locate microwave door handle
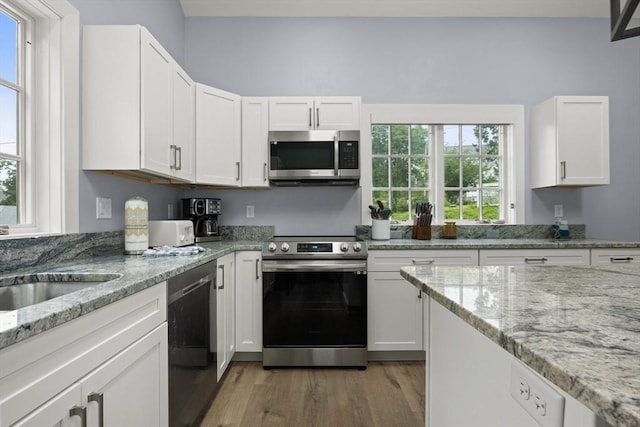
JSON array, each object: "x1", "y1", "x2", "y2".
[{"x1": 334, "y1": 134, "x2": 339, "y2": 176}]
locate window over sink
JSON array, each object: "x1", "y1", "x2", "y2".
[{"x1": 362, "y1": 104, "x2": 525, "y2": 225}]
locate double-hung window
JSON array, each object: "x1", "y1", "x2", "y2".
[
  {"x1": 362, "y1": 105, "x2": 524, "y2": 225},
  {"x1": 0, "y1": 0, "x2": 79, "y2": 236}
]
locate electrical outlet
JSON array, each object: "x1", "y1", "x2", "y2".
[
  {"x1": 96, "y1": 197, "x2": 112, "y2": 219},
  {"x1": 168, "y1": 204, "x2": 174, "y2": 219},
  {"x1": 246, "y1": 205, "x2": 255, "y2": 218},
  {"x1": 554, "y1": 204, "x2": 563, "y2": 218},
  {"x1": 510, "y1": 362, "x2": 564, "y2": 427}
]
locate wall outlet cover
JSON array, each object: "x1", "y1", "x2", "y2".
[{"x1": 509, "y1": 361, "x2": 565, "y2": 427}]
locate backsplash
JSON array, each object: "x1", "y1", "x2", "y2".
[{"x1": 355, "y1": 224, "x2": 586, "y2": 240}]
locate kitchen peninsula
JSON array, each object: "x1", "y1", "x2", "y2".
[{"x1": 401, "y1": 263, "x2": 640, "y2": 427}]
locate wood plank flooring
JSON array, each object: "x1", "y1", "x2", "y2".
[{"x1": 200, "y1": 361, "x2": 425, "y2": 427}]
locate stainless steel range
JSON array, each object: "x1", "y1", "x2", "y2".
[{"x1": 261, "y1": 236, "x2": 368, "y2": 368}]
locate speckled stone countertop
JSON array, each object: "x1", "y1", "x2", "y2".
[
  {"x1": 367, "y1": 238, "x2": 640, "y2": 249},
  {"x1": 0, "y1": 241, "x2": 261, "y2": 351},
  {"x1": 400, "y1": 264, "x2": 640, "y2": 427}
]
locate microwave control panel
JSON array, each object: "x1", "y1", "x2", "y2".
[{"x1": 339, "y1": 141, "x2": 359, "y2": 169}]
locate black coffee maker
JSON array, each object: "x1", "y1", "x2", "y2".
[{"x1": 181, "y1": 198, "x2": 221, "y2": 242}]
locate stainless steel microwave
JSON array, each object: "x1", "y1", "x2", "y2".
[{"x1": 268, "y1": 130, "x2": 360, "y2": 186}]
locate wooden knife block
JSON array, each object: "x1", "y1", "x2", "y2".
[{"x1": 414, "y1": 226, "x2": 431, "y2": 240}]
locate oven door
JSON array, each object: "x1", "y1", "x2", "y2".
[{"x1": 262, "y1": 259, "x2": 367, "y2": 348}]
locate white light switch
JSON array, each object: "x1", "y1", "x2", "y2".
[
  {"x1": 554, "y1": 204, "x2": 563, "y2": 218},
  {"x1": 96, "y1": 197, "x2": 112, "y2": 219},
  {"x1": 246, "y1": 205, "x2": 255, "y2": 218}
]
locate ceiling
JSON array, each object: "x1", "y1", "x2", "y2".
[{"x1": 179, "y1": 0, "x2": 612, "y2": 18}]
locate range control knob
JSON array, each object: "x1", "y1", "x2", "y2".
[
  {"x1": 340, "y1": 242, "x2": 350, "y2": 252},
  {"x1": 353, "y1": 242, "x2": 362, "y2": 252},
  {"x1": 267, "y1": 242, "x2": 277, "y2": 252},
  {"x1": 281, "y1": 242, "x2": 290, "y2": 252}
]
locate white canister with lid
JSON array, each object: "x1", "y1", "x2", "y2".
[{"x1": 124, "y1": 196, "x2": 149, "y2": 254}]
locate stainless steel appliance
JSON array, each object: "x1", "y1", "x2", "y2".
[
  {"x1": 268, "y1": 130, "x2": 360, "y2": 186},
  {"x1": 181, "y1": 198, "x2": 221, "y2": 242},
  {"x1": 262, "y1": 236, "x2": 368, "y2": 368},
  {"x1": 167, "y1": 261, "x2": 218, "y2": 427}
]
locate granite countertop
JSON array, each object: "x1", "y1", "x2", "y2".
[
  {"x1": 0, "y1": 241, "x2": 261, "y2": 351},
  {"x1": 367, "y1": 238, "x2": 640, "y2": 250},
  {"x1": 400, "y1": 263, "x2": 640, "y2": 427}
]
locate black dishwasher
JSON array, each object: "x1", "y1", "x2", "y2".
[{"x1": 167, "y1": 260, "x2": 217, "y2": 427}]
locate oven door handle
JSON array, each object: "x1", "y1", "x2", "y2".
[{"x1": 262, "y1": 260, "x2": 367, "y2": 273}]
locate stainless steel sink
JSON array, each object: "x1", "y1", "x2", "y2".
[{"x1": 0, "y1": 273, "x2": 121, "y2": 311}]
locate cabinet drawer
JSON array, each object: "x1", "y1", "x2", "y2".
[
  {"x1": 590, "y1": 248, "x2": 640, "y2": 265},
  {"x1": 0, "y1": 283, "x2": 166, "y2": 426},
  {"x1": 368, "y1": 250, "x2": 478, "y2": 272},
  {"x1": 479, "y1": 249, "x2": 590, "y2": 266}
]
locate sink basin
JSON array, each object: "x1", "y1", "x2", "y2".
[{"x1": 0, "y1": 273, "x2": 121, "y2": 311}]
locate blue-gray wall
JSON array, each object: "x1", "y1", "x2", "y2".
[{"x1": 70, "y1": 3, "x2": 640, "y2": 239}]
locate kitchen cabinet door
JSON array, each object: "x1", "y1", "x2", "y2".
[
  {"x1": 216, "y1": 253, "x2": 236, "y2": 380},
  {"x1": 241, "y1": 98, "x2": 269, "y2": 187},
  {"x1": 531, "y1": 96, "x2": 609, "y2": 188},
  {"x1": 268, "y1": 96, "x2": 361, "y2": 131},
  {"x1": 11, "y1": 384, "x2": 83, "y2": 427},
  {"x1": 368, "y1": 272, "x2": 424, "y2": 351},
  {"x1": 479, "y1": 249, "x2": 590, "y2": 266},
  {"x1": 235, "y1": 251, "x2": 262, "y2": 352},
  {"x1": 196, "y1": 84, "x2": 242, "y2": 186},
  {"x1": 171, "y1": 64, "x2": 196, "y2": 182},
  {"x1": 82, "y1": 25, "x2": 193, "y2": 182}
]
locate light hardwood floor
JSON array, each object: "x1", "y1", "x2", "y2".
[{"x1": 200, "y1": 361, "x2": 425, "y2": 427}]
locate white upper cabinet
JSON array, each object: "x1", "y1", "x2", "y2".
[
  {"x1": 530, "y1": 96, "x2": 610, "y2": 188},
  {"x1": 269, "y1": 96, "x2": 361, "y2": 130},
  {"x1": 83, "y1": 25, "x2": 195, "y2": 182},
  {"x1": 195, "y1": 84, "x2": 242, "y2": 186},
  {"x1": 241, "y1": 98, "x2": 270, "y2": 187}
]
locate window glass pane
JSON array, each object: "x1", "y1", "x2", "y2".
[
  {"x1": 410, "y1": 158, "x2": 428, "y2": 187},
  {"x1": 0, "y1": 84, "x2": 17, "y2": 155},
  {"x1": 372, "y1": 157, "x2": 389, "y2": 187},
  {"x1": 372, "y1": 125, "x2": 389, "y2": 155},
  {"x1": 481, "y1": 125, "x2": 500, "y2": 155},
  {"x1": 390, "y1": 125, "x2": 409, "y2": 155},
  {"x1": 445, "y1": 190, "x2": 460, "y2": 220},
  {"x1": 462, "y1": 190, "x2": 480, "y2": 220},
  {"x1": 443, "y1": 125, "x2": 459, "y2": 154},
  {"x1": 410, "y1": 125, "x2": 429, "y2": 155},
  {"x1": 482, "y1": 189, "x2": 500, "y2": 220},
  {"x1": 372, "y1": 190, "x2": 389, "y2": 209},
  {"x1": 0, "y1": 11, "x2": 18, "y2": 84},
  {"x1": 461, "y1": 125, "x2": 479, "y2": 154},
  {"x1": 482, "y1": 157, "x2": 500, "y2": 185},
  {"x1": 390, "y1": 157, "x2": 408, "y2": 187},
  {"x1": 444, "y1": 156, "x2": 460, "y2": 187},
  {"x1": 462, "y1": 157, "x2": 480, "y2": 188},
  {"x1": 0, "y1": 158, "x2": 17, "y2": 224},
  {"x1": 391, "y1": 190, "x2": 408, "y2": 221},
  {"x1": 410, "y1": 190, "x2": 429, "y2": 218}
]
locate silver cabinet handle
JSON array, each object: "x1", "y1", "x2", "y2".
[
  {"x1": 263, "y1": 162, "x2": 268, "y2": 182},
  {"x1": 316, "y1": 107, "x2": 320, "y2": 128},
  {"x1": 308, "y1": 107, "x2": 312, "y2": 128},
  {"x1": 418, "y1": 291, "x2": 422, "y2": 299},
  {"x1": 69, "y1": 406, "x2": 87, "y2": 427},
  {"x1": 255, "y1": 259, "x2": 260, "y2": 279},
  {"x1": 169, "y1": 145, "x2": 177, "y2": 170},
  {"x1": 611, "y1": 257, "x2": 633, "y2": 263},
  {"x1": 560, "y1": 161, "x2": 566, "y2": 180},
  {"x1": 524, "y1": 257, "x2": 548, "y2": 263},
  {"x1": 218, "y1": 265, "x2": 225, "y2": 290},
  {"x1": 176, "y1": 146, "x2": 182, "y2": 171},
  {"x1": 236, "y1": 161, "x2": 240, "y2": 181},
  {"x1": 412, "y1": 259, "x2": 435, "y2": 265},
  {"x1": 88, "y1": 393, "x2": 104, "y2": 427}
]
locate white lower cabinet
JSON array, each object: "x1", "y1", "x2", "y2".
[
  {"x1": 367, "y1": 250, "x2": 478, "y2": 352},
  {"x1": 235, "y1": 251, "x2": 262, "y2": 352},
  {"x1": 590, "y1": 248, "x2": 640, "y2": 265},
  {"x1": 0, "y1": 284, "x2": 168, "y2": 427},
  {"x1": 216, "y1": 253, "x2": 236, "y2": 380},
  {"x1": 479, "y1": 249, "x2": 590, "y2": 266}
]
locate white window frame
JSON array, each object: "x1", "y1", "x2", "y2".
[
  {"x1": 0, "y1": 0, "x2": 79, "y2": 237},
  {"x1": 361, "y1": 104, "x2": 525, "y2": 225}
]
